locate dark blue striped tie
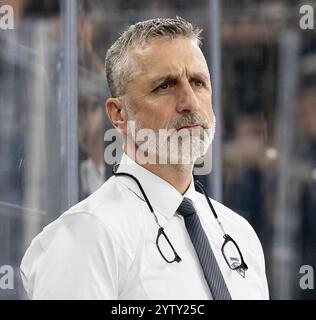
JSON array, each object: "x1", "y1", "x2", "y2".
[{"x1": 177, "y1": 197, "x2": 232, "y2": 300}]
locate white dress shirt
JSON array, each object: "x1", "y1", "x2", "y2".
[{"x1": 20, "y1": 153, "x2": 269, "y2": 300}]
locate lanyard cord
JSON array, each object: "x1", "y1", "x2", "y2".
[
  {"x1": 112, "y1": 164, "x2": 247, "y2": 271},
  {"x1": 112, "y1": 164, "x2": 161, "y2": 227},
  {"x1": 112, "y1": 164, "x2": 226, "y2": 235},
  {"x1": 194, "y1": 180, "x2": 227, "y2": 236}
]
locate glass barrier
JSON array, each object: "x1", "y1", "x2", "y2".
[{"x1": 0, "y1": 0, "x2": 315, "y2": 299}]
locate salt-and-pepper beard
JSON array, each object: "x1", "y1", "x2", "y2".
[{"x1": 125, "y1": 102, "x2": 216, "y2": 165}]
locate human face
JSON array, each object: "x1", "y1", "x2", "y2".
[{"x1": 125, "y1": 37, "x2": 215, "y2": 164}]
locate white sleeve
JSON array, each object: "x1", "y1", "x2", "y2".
[{"x1": 22, "y1": 212, "x2": 120, "y2": 299}]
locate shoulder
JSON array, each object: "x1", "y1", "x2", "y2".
[
  {"x1": 20, "y1": 175, "x2": 142, "y2": 298},
  {"x1": 22, "y1": 175, "x2": 144, "y2": 270},
  {"x1": 70, "y1": 175, "x2": 146, "y2": 225},
  {"x1": 195, "y1": 192, "x2": 250, "y2": 227},
  {"x1": 21, "y1": 212, "x2": 117, "y2": 275},
  {"x1": 212, "y1": 198, "x2": 257, "y2": 236}
]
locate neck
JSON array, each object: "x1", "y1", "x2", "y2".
[{"x1": 124, "y1": 143, "x2": 194, "y2": 195}]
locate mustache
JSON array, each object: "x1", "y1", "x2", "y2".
[{"x1": 170, "y1": 113, "x2": 210, "y2": 130}]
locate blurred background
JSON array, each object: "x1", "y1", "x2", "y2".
[{"x1": 0, "y1": 0, "x2": 315, "y2": 299}]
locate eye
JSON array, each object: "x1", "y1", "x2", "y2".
[
  {"x1": 193, "y1": 79, "x2": 205, "y2": 87},
  {"x1": 158, "y1": 83, "x2": 169, "y2": 90},
  {"x1": 154, "y1": 82, "x2": 170, "y2": 92}
]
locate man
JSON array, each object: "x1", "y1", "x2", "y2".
[{"x1": 20, "y1": 17, "x2": 269, "y2": 299}]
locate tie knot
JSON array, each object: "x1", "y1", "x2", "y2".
[{"x1": 177, "y1": 197, "x2": 197, "y2": 217}]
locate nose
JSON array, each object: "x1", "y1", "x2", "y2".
[{"x1": 176, "y1": 79, "x2": 200, "y2": 114}]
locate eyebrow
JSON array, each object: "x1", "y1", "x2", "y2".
[
  {"x1": 149, "y1": 71, "x2": 209, "y2": 88},
  {"x1": 149, "y1": 74, "x2": 180, "y2": 88}
]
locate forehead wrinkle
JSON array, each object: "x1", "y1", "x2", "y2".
[
  {"x1": 129, "y1": 40, "x2": 187, "y2": 74},
  {"x1": 127, "y1": 38, "x2": 210, "y2": 91}
]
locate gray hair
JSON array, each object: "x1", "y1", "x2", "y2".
[{"x1": 105, "y1": 17, "x2": 202, "y2": 98}]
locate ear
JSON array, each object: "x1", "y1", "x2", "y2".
[{"x1": 105, "y1": 97, "x2": 128, "y2": 135}]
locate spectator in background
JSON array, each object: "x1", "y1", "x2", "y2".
[
  {"x1": 223, "y1": 113, "x2": 275, "y2": 251},
  {"x1": 296, "y1": 80, "x2": 316, "y2": 300},
  {"x1": 78, "y1": 69, "x2": 106, "y2": 199},
  {"x1": 294, "y1": 33, "x2": 316, "y2": 299},
  {"x1": 78, "y1": 0, "x2": 104, "y2": 74},
  {"x1": 77, "y1": 2, "x2": 109, "y2": 199}
]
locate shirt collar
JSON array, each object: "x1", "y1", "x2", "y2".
[{"x1": 116, "y1": 153, "x2": 197, "y2": 220}]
